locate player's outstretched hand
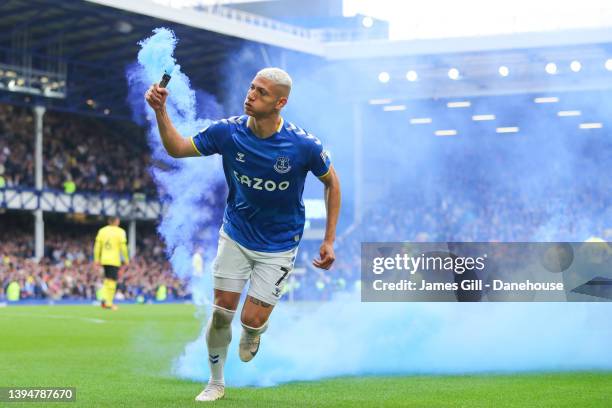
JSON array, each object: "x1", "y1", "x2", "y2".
[
  {"x1": 145, "y1": 83, "x2": 168, "y2": 111},
  {"x1": 313, "y1": 241, "x2": 335, "y2": 270}
]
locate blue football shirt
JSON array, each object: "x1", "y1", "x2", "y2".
[{"x1": 191, "y1": 115, "x2": 331, "y2": 252}]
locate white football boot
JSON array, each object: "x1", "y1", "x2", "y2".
[
  {"x1": 195, "y1": 383, "x2": 225, "y2": 402},
  {"x1": 238, "y1": 328, "x2": 262, "y2": 362}
]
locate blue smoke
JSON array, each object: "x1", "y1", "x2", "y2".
[
  {"x1": 128, "y1": 30, "x2": 612, "y2": 387},
  {"x1": 126, "y1": 28, "x2": 223, "y2": 304},
  {"x1": 177, "y1": 294, "x2": 612, "y2": 386}
]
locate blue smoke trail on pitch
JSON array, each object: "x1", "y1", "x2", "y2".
[
  {"x1": 127, "y1": 33, "x2": 612, "y2": 386},
  {"x1": 176, "y1": 294, "x2": 612, "y2": 386}
]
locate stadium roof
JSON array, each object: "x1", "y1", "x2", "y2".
[
  {"x1": 0, "y1": 0, "x2": 301, "y2": 119},
  {"x1": 90, "y1": 0, "x2": 327, "y2": 55},
  {"x1": 2, "y1": 0, "x2": 612, "y2": 119}
]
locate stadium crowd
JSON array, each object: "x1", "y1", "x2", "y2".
[
  {"x1": 2, "y1": 180, "x2": 610, "y2": 303},
  {"x1": 0, "y1": 104, "x2": 156, "y2": 196},
  {"x1": 2, "y1": 155, "x2": 610, "y2": 302},
  {"x1": 1, "y1": 103, "x2": 610, "y2": 303},
  {"x1": 0, "y1": 221, "x2": 188, "y2": 303}
]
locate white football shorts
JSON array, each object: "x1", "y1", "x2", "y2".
[{"x1": 212, "y1": 228, "x2": 298, "y2": 305}]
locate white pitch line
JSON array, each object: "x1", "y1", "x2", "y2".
[{"x1": 0, "y1": 312, "x2": 106, "y2": 324}]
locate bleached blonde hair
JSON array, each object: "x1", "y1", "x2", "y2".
[{"x1": 256, "y1": 67, "x2": 292, "y2": 94}]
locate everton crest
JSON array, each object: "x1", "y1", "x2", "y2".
[{"x1": 273, "y1": 156, "x2": 291, "y2": 174}]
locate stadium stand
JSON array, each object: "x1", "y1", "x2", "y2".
[
  {"x1": 0, "y1": 213, "x2": 188, "y2": 302},
  {"x1": 2, "y1": 128, "x2": 611, "y2": 302},
  {"x1": 0, "y1": 104, "x2": 156, "y2": 196}
]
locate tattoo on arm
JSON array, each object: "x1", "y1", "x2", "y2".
[{"x1": 248, "y1": 297, "x2": 271, "y2": 308}]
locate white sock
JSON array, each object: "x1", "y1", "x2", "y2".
[
  {"x1": 241, "y1": 321, "x2": 269, "y2": 337},
  {"x1": 206, "y1": 304, "x2": 235, "y2": 385}
]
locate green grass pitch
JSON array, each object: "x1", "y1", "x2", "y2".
[{"x1": 1, "y1": 304, "x2": 610, "y2": 407}]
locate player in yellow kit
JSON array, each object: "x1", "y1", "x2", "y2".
[{"x1": 94, "y1": 217, "x2": 129, "y2": 310}]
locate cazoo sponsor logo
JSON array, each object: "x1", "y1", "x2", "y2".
[{"x1": 233, "y1": 171, "x2": 290, "y2": 192}]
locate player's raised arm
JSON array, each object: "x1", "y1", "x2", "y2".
[
  {"x1": 313, "y1": 165, "x2": 341, "y2": 270},
  {"x1": 145, "y1": 83, "x2": 200, "y2": 158}
]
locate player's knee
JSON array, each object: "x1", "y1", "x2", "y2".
[
  {"x1": 211, "y1": 304, "x2": 235, "y2": 329},
  {"x1": 240, "y1": 313, "x2": 268, "y2": 329},
  {"x1": 213, "y1": 288, "x2": 241, "y2": 310}
]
